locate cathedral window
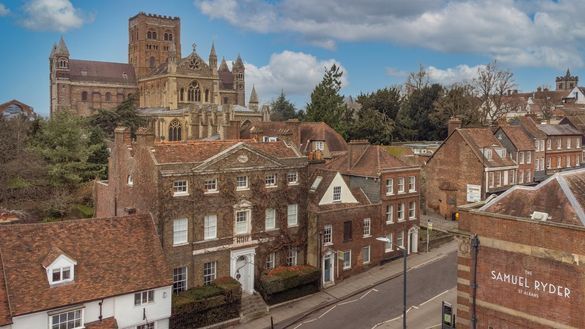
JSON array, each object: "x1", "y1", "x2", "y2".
[
  {"x1": 81, "y1": 91, "x2": 88, "y2": 102},
  {"x1": 205, "y1": 89, "x2": 209, "y2": 103},
  {"x1": 152, "y1": 32, "x2": 157, "y2": 40},
  {"x1": 188, "y1": 82, "x2": 201, "y2": 102},
  {"x1": 58, "y1": 58, "x2": 68, "y2": 69},
  {"x1": 149, "y1": 56, "x2": 156, "y2": 69},
  {"x1": 147, "y1": 31, "x2": 152, "y2": 39},
  {"x1": 164, "y1": 33, "x2": 168, "y2": 41},
  {"x1": 168, "y1": 119, "x2": 182, "y2": 142},
  {"x1": 180, "y1": 88, "x2": 184, "y2": 102},
  {"x1": 105, "y1": 92, "x2": 112, "y2": 102},
  {"x1": 223, "y1": 97, "x2": 229, "y2": 105}
]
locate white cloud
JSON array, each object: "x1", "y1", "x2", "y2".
[
  {"x1": 385, "y1": 67, "x2": 409, "y2": 79},
  {"x1": 22, "y1": 0, "x2": 92, "y2": 32},
  {"x1": 427, "y1": 64, "x2": 486, "y2": 85},
  {"x1": 243, "y1": 50, "x2": 347, "y2": 104},
  {"x1": 195, "y1": 0, "x2": 585, "y2": 69},
  {"x1": 0, "y1": 3, "x2": 9, "y2": 16}
]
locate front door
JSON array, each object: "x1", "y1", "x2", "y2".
[
  {"x1": 409, "y1": 228, "x2": 419, "y2": 254},
  {"x1": 230, "y1": 247, "x2": 256, "y2": 294},
  {"x1": 236, "y1": 255, "x2": 250, "y2": 292},
  {"x1": 323, "y1": 253, "x2": 334, "y2": 285}
]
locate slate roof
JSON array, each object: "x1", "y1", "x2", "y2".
[
  {"x1": 519, "y1": 116, "x2": 547, "y2": 139},
  {"x1": 538, "y1": 124, "x2": 582, "y2": 136},
  {"x1": 0, "y1": 214, "x2": 171, "y2": 317},
  {"x1": 69, "y1": 59, "x2": 137, "y2": 85},
  {"x1": 152, "y1": 140, "x2": 299, "y2": 164},
  {"x1": 324, "y1": 144, "x2": 411, "y2": 177},
  {"x1": 481, "y1": 168, "x2": 585, "y2": 227},
  {"x1": 497, "y1": 126, "x2": 534, "y2": 151},
  {"x1": 457, "y1": 128, "x2": 516, "y2": 168}
]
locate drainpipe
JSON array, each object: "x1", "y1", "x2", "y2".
[
  {"x1": 318, "y1": 230, "x2": 323, "y2": 289},
  {"x1": 470, "y1": 234, "x2": 480, "y2": 329}
]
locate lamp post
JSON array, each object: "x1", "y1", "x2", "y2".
[{"x1": 377, "y1": 237, "x2": 407, "y2": 329}]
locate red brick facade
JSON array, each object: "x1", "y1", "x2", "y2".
[{"x1": 456, "y1": 209, "x2": 585, "y2": 329}]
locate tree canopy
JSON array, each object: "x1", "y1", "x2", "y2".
[
  {"x1": 89, "y1": 95, "x2": 145, "y2": 137},
  {"x1": 270, "y1": 91, "x2": 298, "y2": 121}
]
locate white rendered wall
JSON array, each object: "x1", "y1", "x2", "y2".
[{"x1": 318, "y1": 172, "x2": 359, "y2": 205}]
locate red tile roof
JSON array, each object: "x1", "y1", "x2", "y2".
[
  {"x1": 308, "y1": 169, "x2": 372, "y2": 212},
  {"x1": 457, "y1": 128, "x2": 516, "y2": 168},
  {"x1": 519, "y1": 116, "x2": 546, "y2": 139},
  {"x1": 152, "y1": 140, "x2": 299, "y2": 164},
  {"x1": 481, "y1": 168, "x2": 585, "y2": 226},
  {"x1": 324, "y1": 144, "x2": 412, "y2": 177},
  {"x1": 299, "y1": 122, "x2": 348, "y2": 153},
  {"x1": 497, "y1": 126, "x2": 534, "y2": 151},
  {"x1": 85, "y1": 317, "x2": 118, "y2": 329},
  {"x1": 0, "y1": 214, "x2": 171, "y2": 317}
]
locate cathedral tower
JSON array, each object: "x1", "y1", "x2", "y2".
[
  {"x1": 128, "y1": 12, "x2": 181, "y2": 79},
  {"x1": 49, "y1": 36, "x2": 71, "y2": 116},
  {"x1": 556, "y1": 69, "x2": 579, "y2": 91},
  {"x1": 233, "y1": 54, "x2": 245, "y2": 106}
]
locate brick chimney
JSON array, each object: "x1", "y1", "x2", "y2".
[
  {"x1": 348, "y1": 140, "x2": 370, "y2": 168},
  {"x1": 447, "y1": 117, "x2": 462, "y2": 137},
  {"x1": 114, "y1": 126, "x2": 132, "y2": 146},
  {"x1": 135, "y1": 127, "x2": 155, "y2": 147}
]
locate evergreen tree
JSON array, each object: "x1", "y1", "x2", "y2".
[
  {"x1": 395, "y1": 83, "x2": 443, "y2": 141},
  {"x1": 270, "y1": 91, "x2": 297, "y2": 121},
  {"x1": 356, "y1": 87, "x2": 402, "y2": 120},
  {"x1": 90, "y1": 94, "x2": 145, "y2": 137},
  {"x1": 304, "y1": 64, "x2": 348, "y2": 136}
]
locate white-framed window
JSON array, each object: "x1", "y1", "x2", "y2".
[
  {"x1": 398, "y1": 177, "x2": 405, "y2": 193},
  {"x1": 540, "y1": 158, "x2": 545, "y2": 171},
  {"x1": 173, "y1": 180, "x2": 188, "y2": 196},
  {"x1": 567, "y1": 155, "x2": 571, "y2": 167},
  {"x1": 526, "y1": 170, "x2": 531, "y2": 183},
  {"x1": 519, "y1": 151, "x2": 524, "y2": 164},
  {"x1": 577, "y1": 156, "x2": 581, "y2": 167},
  {"x1": 568, "y1": 138, "x2": 572, "y2": 149},
  {"x1": 398, "y1": 203, "x2": 405, "y2": 221},
  {"x1": 333, "y1": 186, "x2": 342, "y2": 202},
  {"x1": 265, "y1": 173, "x2": 277, "y2": 187},
  {"x1": 519, "y1": 169, "x2": 524, "y2": 183},
  {"x1": 173, "y1": 218, "x2": 188, "y2": 246},
  {"x1": 50, "y1": 309, "x2": 83, "y2": 329},
  {"x1": 204, "y1": 178, "x2": 218, "y2": 193},
  {"x1": 263, "y1": 136, "x2": 278, "y2": 142},
  {"x1": 323, "y1": 224, "x2": 332, "y2": 244},
  {"x1": 577, "y1": 138, "x2": 581, "y2": 149},
  {"x1": 203, "y1": 261, "x2": 216, "y2": 285},
  {"x1": 362, "y1": 246, "x2": 370, "y2": 264},
  {"x1": 235, "y1": 210, "x2": 249, "y2": 234},
  {"x1": 557, "y1": 157, "x2": 561, "y2": 168},
  {"x1": 127, "y1": 175, "x2": 134, "y2": 187},
  {"x1": 134, "y1": 290, "x2": 155, "y2": 306},
  {"x1": 547, "y1": 157, "x2": 552, "y2": 169},
  {"x1": 287, "y1": 247, "x2": 298, "y2": 266},
  {"x1": 343, "y1": 250, "x2": 351, "y2": 270},
  {"x1": 488, "y1": 172, "x2": 494, "y2": 188},
  {"x1": 408, "y1": 176, "x2": 416, "y2": 192},
  {"x1": 363, "y1": 218, "x2": 371, "y2": 237},
  {"x1": 397, "y1": 231, "x2": 404, "y2": 248},
  {"x1": 204, "y1": 215, "x2": 217, "y2": 240},
  {"x1": 137, "y1": 323, "x2": 155, "y2": 329},
  {"x1": 386, "y1": 205, "x2": 394, "y2": 223},
  {"x1": 173, "y1": 267, "x2": 187, "y2": 294},
  {"x1": 540, "y1": 140, "x2": 545, "y2": 151},
  {"x1": 236, "y1": 176, "x2": 248, "y2": 190},
  {"x1": 266, "y1": 252, "x2": 275, "y2": 270},
  {"x1": 51, "y1": 266, "x2": 72, "y2": 284},
  {"x1": 408, "y1": 201, "x2": 416, "y2": 219},
  {"x1": 386, "y1": 178, "x2": 393, "y2": 195},
  {"x1": 534, "y1": 140, "x2": 539, "y2": 150},
  {"x1": 314, "y1": 141, "x2": 325, "y2": 151},
  {"x1": 557, "y1": 138, "x2": 562, "y2": 150},
  {"x1": 287, "y1": 204, "x2": 298, "y2": 227},
  {"x1": 384, "y1": 233, "x2": 393, "y2": 252},
  {"x1": 287, "y1": 171, "x2": 298, "y2": 185},
  {"x1": 265, "y1": 208, "x2": 276, "y2": 230}
]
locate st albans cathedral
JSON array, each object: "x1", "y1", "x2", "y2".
[{"x1": 49, "y1": 12, "x2": 270, "y2": 141}]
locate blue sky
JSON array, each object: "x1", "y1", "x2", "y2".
[{"x1": 0, "y1": 0, "x2": 582, "y2": 116}]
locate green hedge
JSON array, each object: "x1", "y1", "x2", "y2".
[
  {"x1": 258, "y1": 265, "x2": 320, "y2": 305},
  {"x1": 170, "y1": 277, "x2": 242, "y2": 329}
]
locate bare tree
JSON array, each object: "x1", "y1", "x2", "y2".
[
  {"x1": 474, "y1": 61, "x2": 516, "y2": 125},
  {"x1": 537, "y1": 86, "x2": 555, "y2": 122},
  {"x1": 405, "y1": 64, "x2": 429, "y2": 94}
]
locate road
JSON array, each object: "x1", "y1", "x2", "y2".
[{"x1": 287, "y1": 250, "x2": 457, "y2": 329}]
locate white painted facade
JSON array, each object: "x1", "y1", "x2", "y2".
[
  {"x1": 566, "y1": 86, "x2": 585, "y2": 104},
  {"x1": 318, "y1": 172, "x2": 359, "y2": 205},
  {"x1": 1, "y1": 286, "x2": 172, "y2": 329}
]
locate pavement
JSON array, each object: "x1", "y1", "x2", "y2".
[
  {"x1": 420, "y1": 211, "x2": 459, "y2": 233},
  {"x1": 235, "y1": 239, "x2": 458, "y2": 329}
]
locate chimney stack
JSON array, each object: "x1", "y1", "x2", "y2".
[{"x1": 447, "y1": 117, "x2": 462, "y2": 137}]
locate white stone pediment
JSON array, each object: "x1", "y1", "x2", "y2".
[{"x1": 194, "y1": 143, "x2": 286, "y2": 172}]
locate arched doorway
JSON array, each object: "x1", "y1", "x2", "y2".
[
  {"x1": 168, "y1": 119, "x2": 182, "y2": 141},
  {"x1": 231, "y1": 248, "x2": 256, "y2": 294}
]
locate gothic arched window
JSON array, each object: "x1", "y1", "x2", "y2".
[
  {"x1": 81, "y1": 91, "x2": 88, "y2": 102},
  {"x1": 205, "y1": 89, "x2": 209, "y2": 103},
  {"x1": 168, "y1": 119, "x2": 182, "y2": 142},
  {"x1": 152, "y1": 31, "x2": 157, "y2": 40},
  {"x1": 149, "y1": 56, "x2": 156, "y2": 69},
  {"x1": 58, "y1": 58, "x2": 68, "y2": 69},
  {"x1": 188, "y1": 81, "x2": 201, "y2": 102},
  {"x1": 147, "y1": 31, "x2": 152, "y2": 39},
  {"x1": 164, "y1": 33, "x2": 169, "y2": 41},
  {"x1": 179, "y1": 88, "x2": 184, "y2": 102}
]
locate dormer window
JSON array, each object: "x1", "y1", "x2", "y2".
[
  {"x1": 44, "y1": 251, "x2": 77, "y2": 286},
  {"x1": 314, "y1": 141, "x2": 325, "y2": 151}
]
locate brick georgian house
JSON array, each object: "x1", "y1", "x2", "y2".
[
  {"x1": 95, "y1": 127, "x2": 308, "y2": 294},
  {"x1": 306, "y1": 141, "x2": 421, "y2": 286}
]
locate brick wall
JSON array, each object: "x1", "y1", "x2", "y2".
[{"x1": 456, "y1": 209, "x2": 585, "y2": 329}]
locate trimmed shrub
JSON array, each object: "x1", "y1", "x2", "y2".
[
  {"x1": 170, "y1": 277, "x2": 242, "y2": 329},
  {"x1": 258, "y1": 265, "x2": 319, "y2": 305}
]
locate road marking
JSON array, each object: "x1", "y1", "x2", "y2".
[
  {"x1": 419, "y1": 289, "x2": 450, "y2": 307},
  {"x1": 425, "y1": 324, "x2": 442, "y2": 329},
  {"x1": 409, "y1": 254, "x2": 447, "y2": 270},
  {"x1": 318, "y1": 305, "x2": 337, "y2": 319},
  {"x1": 338, "y1": 288, "x2": 379, "y2": 305},
  {"x1": 370, "y1": 315, "x2": 402, "y2": 329}
]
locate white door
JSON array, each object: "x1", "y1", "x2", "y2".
[
  {"x1": 230, "y1": 247, "x2": 256, "y2": 294},
  {"x1": 236, "y1": 255, "x2": 251, "y2": 293},
  {"x1": 409, "y1": 228, "x2": 418, "y2": 254}
]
